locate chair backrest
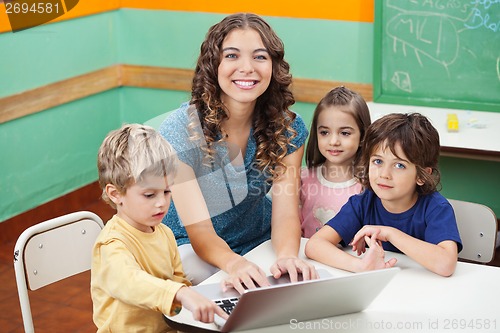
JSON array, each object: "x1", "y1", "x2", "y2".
[
  {"x1": 448, "y1": 199, "x2": 498, "y2": 264},
  {"x1": 13, "y1": 211, "x2": 104, "y2": 333},
  {"x1": 144, "y1": 110, "x2": 173, "y2": 130}
]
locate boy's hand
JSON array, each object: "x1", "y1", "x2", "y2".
[
  {"x1": 351, "y1": 225, "x2": 393, "y2": 255},
  {"x1": 175, "y1": 286, "x2": 228, "y2": 323},
  {"x1": 357, "y1": 230, "x2": 397, "y2": 271}
]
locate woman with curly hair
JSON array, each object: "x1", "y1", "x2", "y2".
[{"x1": 159, "y1": 13, "x2": 317, "y2": 290}]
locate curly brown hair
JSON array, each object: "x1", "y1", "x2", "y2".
[
  {"x1": 190, "y1": 13, "x2": 296, "y2": 180},
  {"x1": 356, "y1": 113, "x2": 441, "y2": 195}
]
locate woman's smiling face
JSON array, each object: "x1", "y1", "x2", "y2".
[{"x1": 218, "y1": 28, "x2": 272, "y2": 110}]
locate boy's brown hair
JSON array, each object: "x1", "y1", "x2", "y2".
[{"x1": 356, "y1": 113, "x2": 441, "y2": 195}]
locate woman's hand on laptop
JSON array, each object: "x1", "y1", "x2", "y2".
[
  {"x1": 270, "y1": 256, "x2": 319, "y2": 282},
  {"x1": 221, "y1": 256, "x2": 270, "y2": 294}
]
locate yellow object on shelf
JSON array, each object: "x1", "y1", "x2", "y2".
[{"x1": 447, "y1": 113, "x2": 459, "y2": 132}]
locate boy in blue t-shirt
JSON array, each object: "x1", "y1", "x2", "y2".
[{"x1": 305, "y1": 113, "x2": 462, "y2": 277}]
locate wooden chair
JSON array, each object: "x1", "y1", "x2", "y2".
[
  {"x1": 13, "y1": 211, "x2": 104, "y2": 333},
  {"x1": 448, "y1": 199, "x2": 498, "y2": 264}
]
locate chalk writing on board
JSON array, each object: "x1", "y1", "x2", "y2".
[
  {"x1": 469, "y1": 0, "x2": 500, "y2": 11},
  {"x1": 384, "y1": 0, "x2": 500, "y2": 92},
  {"x1": 391, "y1": 71, "x2": 412, "y2": 92},
  {"x1": 465, "y1": 7, "x2": 500, "y2": 32},
  {"x1": 385, "y1": 1, "x2": 480, "y2": 89},
  {"x1": 375, "y1": 0, "x2": 500, "y2": 111}
]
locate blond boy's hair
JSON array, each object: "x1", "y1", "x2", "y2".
[{"x1": 97, "y1": 124, "x2": 176, "y2": 209}]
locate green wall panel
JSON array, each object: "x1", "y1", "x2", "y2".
[
  {"x1": 268, "y1": 17, "x2": 373, "y2": 83},
  {"x1": 292, "y1": 102, "x2": 315, "y2": 129},
  {"x1": 0, "y1": 90, "x2": 121, "y2": 222},
  {"x1": 0, "y1": 11, "x2": 118, "y2": 98},
  {"x1": 117, "y1": 9, "x2": 221, "y2": 69},
  {"x1": 119, "y1": 87, "x2": 190, "y2": 124},
  {"x1": 439, "y1": 156, "x2": 500, "y2": 218}
]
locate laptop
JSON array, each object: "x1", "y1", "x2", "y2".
[{"x1": 188, "y1": 267, "x2": 400, "y2": 332}]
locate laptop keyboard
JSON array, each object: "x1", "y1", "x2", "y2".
[{"x1": 215, "y1": 297, "x2": 239, "y2": 315}]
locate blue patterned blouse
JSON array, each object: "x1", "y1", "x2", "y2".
[{"x1": 159, "y1": 102, "x2": 308, "y2": 255}]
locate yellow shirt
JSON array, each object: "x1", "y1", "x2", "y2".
[{"x1": 91, "y1": 215, "x2": 191, "y2": 332}]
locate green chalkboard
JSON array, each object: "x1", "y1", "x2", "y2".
[{"x1": 374, "y1": 0, "x2": 500, "y2": 112}]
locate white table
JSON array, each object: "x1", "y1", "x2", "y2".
[
  {"x1": 167, "y1": 239, "x2": 500, "y2": 333},
  {"x1": 367, "y1": 102, "x2": 500, "y2": 162}
]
